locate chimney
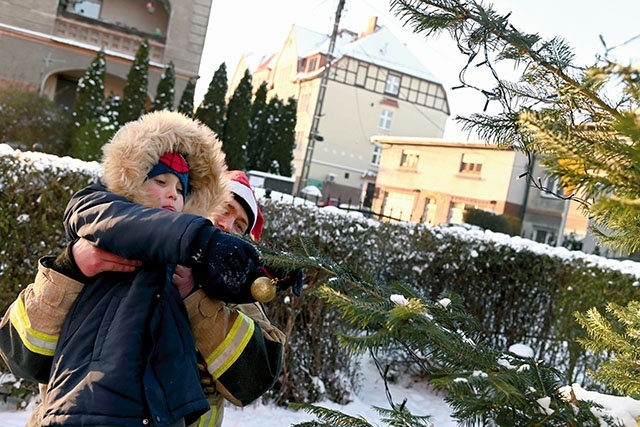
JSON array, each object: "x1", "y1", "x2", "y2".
[{"x1": 363, "y1": 16, "x2": 378, "y2": 37}]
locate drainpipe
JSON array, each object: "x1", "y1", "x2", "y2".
[{"x1": 519, "y1": 154, "x2": 535, "y2": 235}]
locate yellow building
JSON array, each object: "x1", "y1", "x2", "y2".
[
  {"x1": 0, "y1": 0, "x2": 211, "y2": 107},
  {"x1": 371, "y1": 136, "x2": 589, "y2": 245}
]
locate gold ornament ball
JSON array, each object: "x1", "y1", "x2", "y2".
[{"x1": 251, "y1": 276, "x2": 276, "y2": 302}]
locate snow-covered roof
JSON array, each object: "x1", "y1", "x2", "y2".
[
  {"x1": 292, "y1": 22, "x2": 440, "y2": 84},
  {"x1": 291, "y1": 24, "x2": 331, "y2": 58},
  {"x1": 246, "y1": 52, "x2": 274, "y2": 72},
  {"x1": 338, "y1": 26, "x2": 439, "y2": 83}
]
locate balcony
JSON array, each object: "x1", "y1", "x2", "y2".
[{"x1": 53, "y1": 12, "x2": 165, "y2": 63}]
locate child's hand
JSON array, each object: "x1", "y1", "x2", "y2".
[
  {"x1": 173, "y1": 265, "x2": 195, "y2": 298},
  {"x1": 191, "y1": 226, "x2": 262, "y2": 303}
]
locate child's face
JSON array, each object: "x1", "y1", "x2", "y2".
[
  {"x1": 213, "y1": 198, "x2": 249, "y2": 236},
  {"x1": 143, "y1": 172, "x2": 185, "y2": 212}
]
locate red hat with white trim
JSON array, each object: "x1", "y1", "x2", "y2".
[{"x1": 226, "y1": 170, "x2": 264, "y2": 241}]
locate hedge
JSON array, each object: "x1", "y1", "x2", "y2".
[{"x1": 1, "y1": 145, "x2": 639, "y2": 406}]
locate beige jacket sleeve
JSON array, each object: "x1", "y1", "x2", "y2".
[
  {"x1": 0, "y1": 257, "x2": 84, "y2": 383},
  {"x1": 184, "y1": 289, "x2": 285, "y2": 406}
]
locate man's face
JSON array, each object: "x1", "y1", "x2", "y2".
[{"x1": 213, "y1": 198, "x2": 249, "y2": 236}]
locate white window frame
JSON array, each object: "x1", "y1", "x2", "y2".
[
  {"x1": 540, "y1": 175, "x2": 560, "y2": 198},
  {"x1": 385, "y1": 74, "x2": 401, "y2": 96},
  {"x1": 459, "y1": 153, "x2": 484, "y2": 174},
  {"x1": 378, "y1": 109, "x2": 393, "y2": 131},
  {"x1": 371, "y1": 146, "x2": 382, "y2": 166},
  {"x1": 399, "y1": 149, "x2": 420, "y2": 169}
]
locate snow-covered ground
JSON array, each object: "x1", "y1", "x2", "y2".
[
  {"x1": 0, "y1": 353, "x2": 457, "y2": 426},
  {"x1": 4, "y1": 351, "x2": 640, "y2": 426}
]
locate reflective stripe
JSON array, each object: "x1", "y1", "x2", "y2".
[
  {"x1": 9, "y1": 298, "x2": 58, "y2": 356},
  {"x1": 197, "y1": 405, "x2": 217, "y2": 427},
  {"x1": 205, "y1": 312, "x2": 254, "y2": 378}
]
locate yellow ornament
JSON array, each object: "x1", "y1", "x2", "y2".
[{"x1": 251, "y1": 276, "x2": 277, "y2": 302}]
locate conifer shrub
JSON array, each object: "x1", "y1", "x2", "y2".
[
  {"x1": 464, "y1": 207, "x2": 520, "y2": 235},
  {"x1": 0, "y1": 88, "x2": 72, "y2": 156}
]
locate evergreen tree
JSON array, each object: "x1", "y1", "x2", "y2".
[
  {"x1": 268, "y1": 96, "x2": 297, "y2": 176},
  {"x1": 72, "y1": 93, "x2": 120, "y2": 161},
  {"x1": 71, "y1": 49, "x2": 106, "y2": 160},
  {"x1": 575, "y1": 301, "x2": 640, "y2": 396},
  {"x1": 150, "y1": 61, "x2": 175, "y2": 112},
  {"x1": 261, "y1": 96, "x2": 283, "y2": 173},
  {"x1": 196, "y1": 62, "x2": 228, "y2": 137},
  {"x1": 177, "y1": 79, "x2": 196, "y2": 118},
  {"x1": 222, "y1": 68, "x2": 252, "y2": 169},
  {"x1": 119, "y1": 39, "x2": 149, "y2": 125},
  {"x1": 246, "y1": 81, "x2": 269, "y2": 171}
]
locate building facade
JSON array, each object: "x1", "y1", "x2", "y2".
[
  {"x1": 230, "y1": 17, "x2": 450, "y2": 203},
  {"x1": 371, "y1": 136, "x2": 589, "y2": 246},
  {"x1": 0, "y1": 0, "x2": 211, "y2": 108}
]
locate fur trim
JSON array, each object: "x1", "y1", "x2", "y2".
[{"x1": 101, "y1": 111, "x2": 230, "y2": 218}]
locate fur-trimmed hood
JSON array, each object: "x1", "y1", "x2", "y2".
[{"x1": 101, "y1": 111, "x2": 230, "y2": 218}]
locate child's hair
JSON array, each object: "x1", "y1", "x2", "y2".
[{"x1": 101, "y1": 111, "x2": 231, "y2": 217}]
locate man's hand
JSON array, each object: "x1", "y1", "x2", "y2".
[
  {"x1": 72, "y1": 238, "x2": 142, "y2": 277},
  {"x1": 173, "y1": 265, "x2": 195, "y2": 298}
]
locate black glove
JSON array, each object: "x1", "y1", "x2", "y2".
[
  {"x1": 191, "y1": 226, "x2": 263, "y2": 304},
  {"x1": 263, "y1": 266, "x2": 304, "y2": 297}
]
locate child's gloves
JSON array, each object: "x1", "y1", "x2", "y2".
[{"x1": 191, "y1": 226, "x2": 263, "y2": 303}]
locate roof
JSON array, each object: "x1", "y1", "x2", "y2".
[
  {"x1": 292, "y1": 24, "x2": 331, "y2": 58},
  {"x1": 371, "y1": 136, "x2": 511, "y2": 150},
  {"x1": 337, "y1": 26, "x2": 439, "y2": 83},
  {"x1": 292, "y1": 21, "x2": 440, "y2": 83}
]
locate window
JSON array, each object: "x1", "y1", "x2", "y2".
[
  {"x1": 459, "y1": 153, "x2": 484, "y2": 174},
  {"x1": 356, "y1": 64, "x2": 368, "y2": 87},
  {"x1": 541, "y1": 175, "x2": 560, "y2": 198},
  {"x1": 371, "y1": 146, "x2": 382, "y2": 166},
  {"x1": 378, "y1": 109, "x2": 393, "y2": 130},
  {"x1": 385, "y1": 74, "x2": 401, "y2": 96},
  {"x1": 533, "y1": 228, "x2": 556, "y2": 245},
  {"x1": 381, "y1": 191, "x2": 415, "y2": 222},
  {"x1": 448, "y1": 202, "x2": 465, "y2": 224},
  {"x1": 277, "y1": 65, "x2": 293, "y2": 86},
  {"x1": 298, "y1": 93, "x2": 311, "y2": 113},
  {"x1": 400, "y1": 149, "x2": 419, "y2": 169},
  {"x1": 307, "y1": 57, "x2": 318, "y2": 72},
  {"x1": 421, "y1": 198, "x2": 437, "y2": 225},
  {"x1": 71, "y1": 0, "x2": 101, "y2": 18}
]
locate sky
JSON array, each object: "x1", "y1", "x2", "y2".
[
  {"x1": 3, "y1": 145, "x2": 640, "y2": 425},
  {"x1": 196, "y1": 0, "x2": 640, "y2": 141}
]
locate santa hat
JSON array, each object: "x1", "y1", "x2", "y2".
[
  {"x1": 227, "y1": 170, "x2": 264, "y2": 241},
  {"x1": 147, "y1": 151, "x2": 190, "y2": 200}
]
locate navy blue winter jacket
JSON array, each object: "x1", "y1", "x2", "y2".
[{"x1": 40, "y1": 185, "x2": 211, "y2": 426}]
